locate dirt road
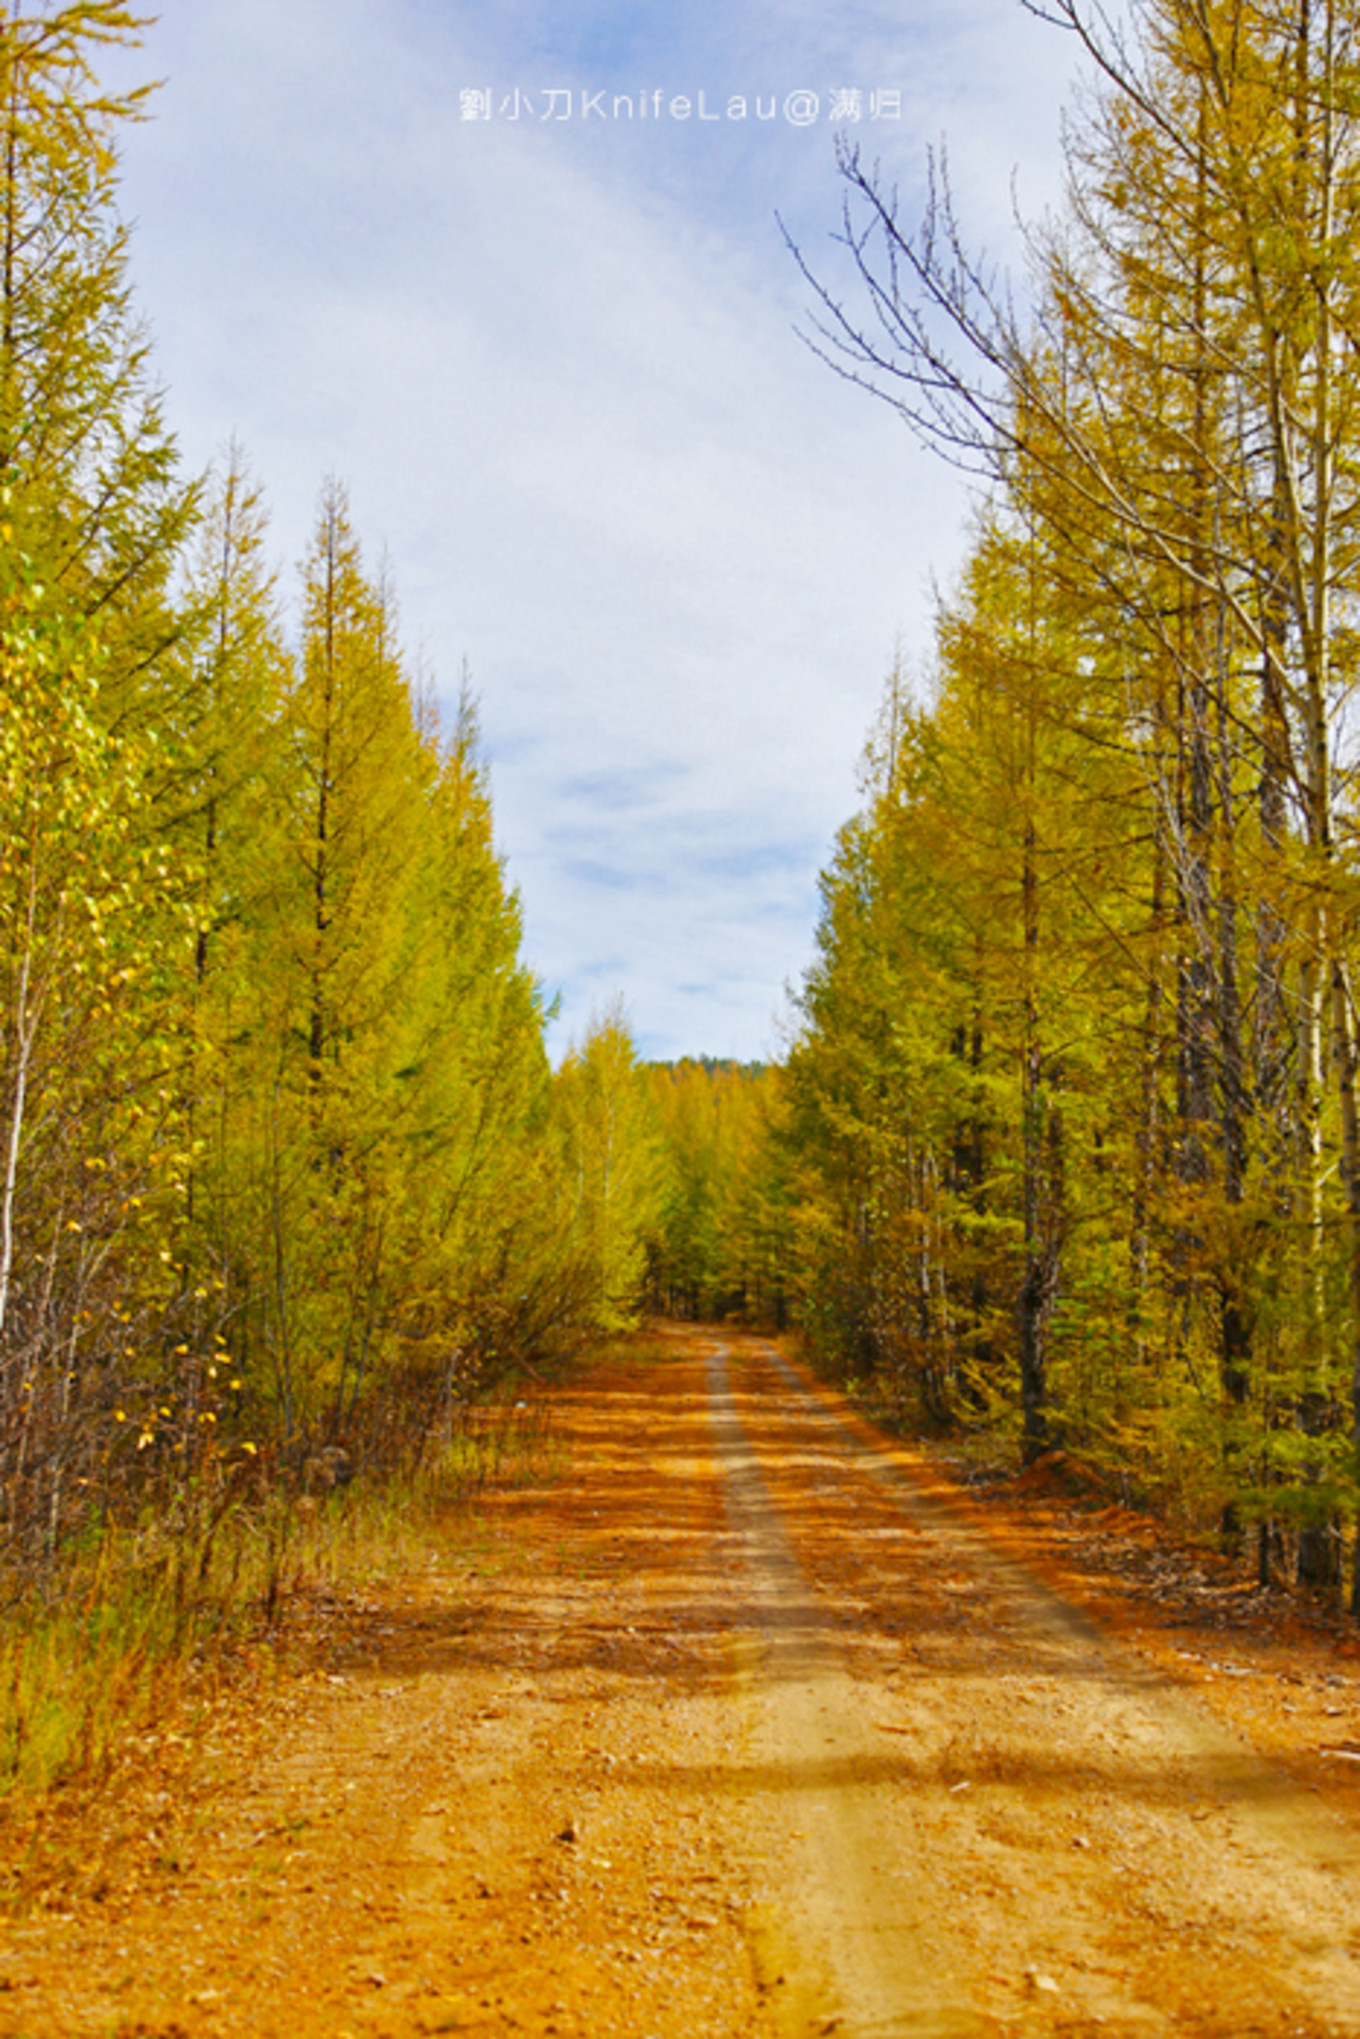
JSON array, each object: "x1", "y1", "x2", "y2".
[{"x1": 4, "y1": 1328, "x2": 1360, "y2": 2037}]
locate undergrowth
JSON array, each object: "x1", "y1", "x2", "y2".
[{"x1": 0, "y1": 1391, "x2": 557, "y2": 1804}]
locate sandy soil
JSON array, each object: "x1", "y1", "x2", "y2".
[{"x1": 2, "y1": 1325, "x2": 1360, "y2": 2037}]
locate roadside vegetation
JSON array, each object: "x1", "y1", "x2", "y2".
[
  {"x1": 8, "y1": 0, "x2": 1360, "y2": 1819},
  {"x1": 777, "y1": 0, "x2": 1360, "y2": 1609},
  {"x1": 0, "y1": 1388, "x2": 556, "y2": 1803},
  {"x1": 0, "y1": 3, "x2": 666, "y2": 1801}
]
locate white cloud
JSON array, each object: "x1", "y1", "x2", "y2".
[{"x1": 111, "y1": 1, "x2": 1078, "y2": 1059}]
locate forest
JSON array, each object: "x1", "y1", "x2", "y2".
[
  {"x1": 2, "y1": 8, "x2": 1358, "y2": 2028},
  {"x1": 652, "y1": 0, "x2": 1360, "y2": 1625},
  {"x1": 0, "y1": 0, "x2": 669, "y2": 1642},
  {"x1": 3, "y1": 0, "x2": 1360, "y2": 1807},
  {"x1": 776, "y1": 0, "x2": 1360, "y2": 1612}
]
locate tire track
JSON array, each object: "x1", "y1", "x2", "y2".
[
  {"x1": 708, "y1": 1339, "x2": 988, "y2": 2038},
  {"x1": 707, "y1": 1336, "x2": 1360, "y2": 2037}
]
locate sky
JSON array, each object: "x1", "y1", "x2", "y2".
[{"x1": 107, "y1": 1, "x2": 1082, "y2": 1062}]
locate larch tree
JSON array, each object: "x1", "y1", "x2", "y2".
[
  {"x1": 0, "y1": 2, "x2": 198, "y2": 1556},
  {"x1": 781, "y1": 0, "x2": 1360, "y2": 1591}
]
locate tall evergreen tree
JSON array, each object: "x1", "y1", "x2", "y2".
[{"x1": 0, "y1": 4, "x2": 197, "y2": 1553}]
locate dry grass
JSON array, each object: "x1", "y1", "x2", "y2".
[{"x1": 0, "y1": 1389, "x2": 559, "y2": 1806}]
